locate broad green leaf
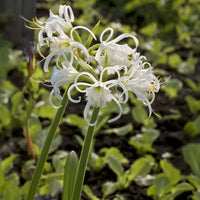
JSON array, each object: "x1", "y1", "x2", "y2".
[
  {"x1": 100, "y1": 147, "x2": 129, "y2": 164},
  {"x1": 162, "y1": 79, "x2": 183, "y2": 99},
  {"x1": 185, "y1": 95, "x2": 200, "y2": 115},
  {"x1": 39, "y1": 176, "x2": 61, "y2": 196},
  {"x1": 140, "y1": 23, "x2": 157, "y2": 36},
  {"x1": 147, "y1": 174, "x2": 170, "y2": 199},
  {"x1": 129, "y1": 157, "x2": 153, "y2": 181},
  {"x1": 178, "y1": 54, "x2": 198, "y2": 75},
  {"x1": 168, "y1": 54, "x2": 182, "y2": 69},
  {"x1": 63, "y1": 151, "x2": 78, "y2": 200},
  {"x1": 0, "y1": 174, "x2": 21, "y2": 200},
  {"x1": 104, "y1": 123, "x2": 133, "y2": 136},
  {"x1": 184, "y1": 116, "x2": 200, "y2": 138},
  {"x1": 131, "y1": 105, "x2": 147, "y2": 124},
  {"x1": 63, "y1": 114, "x2": 87, "y2": 127},
  {"x1": 182, "y1": 143, "x2": 200, "y2": 177},
  {"x1": 32, "y1": 129, "x2": 62, "y2": 155},
  {"x1": 102, "y1": 181, "x2": 118, "y2": 198},
  {"x1": 160, "y1": 159, "x2": 183, "y2": 186},
  {"x1": 0, "y1": 80, "x2": 17, "y2": 104},
  {"x1": 192, "y1": 191, "x2": 200, "y2": 200},
  {"x1": 11, "y1": 91, "x2": 23, "y2": 115},
  {"x1": 188, "y1": 175, "x2": 200, "y2": 190},
  {"x1": 0, "y1": 103, "x2": 11, "y2": 129},
  {"x1": 107, "y1": 155, "x2": 124, "y2": 176},
  {"x1": 34, "y1": 104, "x2": 57, "y2": 120},
  {"x1": 129, "y1": 129, "x2": 160, "y2": 155},
  {"x1": 83, "y1": 185, "x2": 100, "y2": 200},
  {"x1": 1, "y1": 154, "x2": 18, "y2": 175},
  {"x1": 169, "y1": 182, "x2": 193, "y2": 199},
  {"x1": 185, "y1": 78, "x2": 200, "y2": 92}
]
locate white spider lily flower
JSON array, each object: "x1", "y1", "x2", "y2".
[
  {"x1": 68, "y1": 67, "x2": 129, "y2": 126},
  {"x1": 95, "y1": 27, "x2": 139, "y2": 71},
  {"x1": 31, "y1": 5, "x2": 74, "y2": 45},
  {"x1": 39, "y1": 25, "x2": 96, "y2": 72},
  {"x1": 123, "y1": 62, "x2": 160, "y2": 117},
  {"x1": 42, "y1": 36, "x2": 90, "y2": 72},
  {"x1": 49, "y1": 66, "x2": 79, "y2": 108}
]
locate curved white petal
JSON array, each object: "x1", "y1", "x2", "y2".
[
  {"x1": 67, "y1": 84, "x2": 81, "y2": 103},
  {"x1": 108, "y1": 96, "x2": 122, "y2": 123},
  {"x1": 100, "y1": 66, "x2": 120, "y2": 82},
  {"x1": 44, "y1": 52, "x2": 56, "y2": 72},
  {"x1": 75, "y1": 71, "x2": 97, "y2": 84},
  {"x1": 110, "y1": 33, "x2": 139, "y2": 50},
  {"x1": 70, "y1": 26, "x2": 97, "y2": 41},
  {"x1": 84, "y1": 101, "x2": 97, "y2": 126},
  {"x1": 100, "y1": 27, "x2": 114, "y2": 43},
  {"x1": 49, "y1": 89, "x2": 62, "y2": 109},
  {"x1": 74, "y1": 82, "x2": 93, "y2": 93}
]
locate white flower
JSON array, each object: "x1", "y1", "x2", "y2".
[
  {"x1": 42, "y1": 35, "x2": 89, "y2": 72},
  {"x1": 48, "y1": 65, "x2": 78, "y2": 108},
  {"x1": 36, "y1": 5, "x2": 74, "y2": 44},
  {"x1": 123, "y1": 62, "x2": 160, "y2": 117},
  {"x1": 68, "y1": 67, "x2": 129, "y2": 126},
  {"x1": 39, "y1": 26, "x2": 96, "y2": 72},
  {"x1": 95, "y1": 27, "x2": 139, "y2": 72}
]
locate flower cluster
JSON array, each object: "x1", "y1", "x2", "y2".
[{"x1": 29, "y1": 5, "x2": 161, "y2": 126}]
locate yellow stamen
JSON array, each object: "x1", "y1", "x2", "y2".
[{"x1": 46, "y1": 40, "x2": 50, "y2": 47}]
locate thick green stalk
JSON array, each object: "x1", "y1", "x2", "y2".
[
  {"x1": 72, "y1": 107, "x2": 100, "y2": 200},
  {"x1": 26, "y1": 88, "x2": 69, "y2": 200}
]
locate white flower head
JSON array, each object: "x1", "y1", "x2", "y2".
[
  {"x1": 95, "y1": 27, "x2": 139, "y2": 71},
  {"x1": 124, "y1": 62, "x2": 160, "y2": 117},
  {"x1": 49, "y1": 66, "x2": 78, "y2": 108},
  {"x1": 68, "y1": 67, "x2": 129, "y2": 126}
]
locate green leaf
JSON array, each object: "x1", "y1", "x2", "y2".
[
  {"x1": 185, "y1": 95, "x2": 200, "y2": 115},
  {"x1": 1, "y1": 154, "x2": 18, "y2": 175},
  {"x1": 192, "y1": 191, "x2": 200, "y2": 200},
  {"x1": 104, "y1": 123, "x2": 133, "y2": 136},
  {"x1": 182, "y1": 143, "x2": 200, "y2": 177},
  {"x1": 184, "y1": 116, "x2": 200, "y2": 138},
  {"x1": 129, "y1": 129, "x2": 160, "y2": 155},
  {"x1": 147, "y1": 174, "x2": 170, "y2": 199},
  {"x1": 85, "y1": 20, "x2": 100, "y2": 48},
  {"x1": 168, "y1": 54, "x2": 182, "y2": 69},
  {"x1": 34, "y1": 103, "x2": 57, "y2": 120},
  {"x1": 140, "y1": 22, "x2": 157, "y2": 36},
  {"x1": 11, "y1": 91, "x2": 23, "y2": 115},
  {"x1": 100, "y1": 147, "x2": 129, "y2": 165},
  {"x1": 0, "y1": 103, "x2": 11, "y2": 129},
  {"x1": 162, "y1": 78, "x2": 183, "y2": 99},
  {"x1": 160, "y1": 159, "x2": 183, "y2": 186},
  {"x1": 129, "y1": 157, "x2": 153, "y2": 181},
  {"x1": 83, "y1": 185, "x2": 100, "y2": 200},
  {"x1": 63, "y1": 114, "x2": 87, "y2": 127},
  {"x1": 178, "y1": 54, "x2": 198, "y2": 75},
  {"x1": 188, "y1": 175, "x2": 200, "y2": 190},
  {"x1": 170, "y1": 182, "x2": 193, "y2": 199},
  {"x1": 102, "y1": 181, "x2": 118, "y2": 198},
  {"x1": 26, "y1": 97, "x2": 35, "y2": 119},
  {"x1": 131, "y1": 105, "x2": 147, "y2": 124},
  {"x1": 185, "y1": 78, "x2": 200, "y2": 92},
  {"x1": 63, "y1": 151, "x2": 79, "y2": 200},
  {"x1": 107, "y1": 155, "x2": 124, "y2": 176}
]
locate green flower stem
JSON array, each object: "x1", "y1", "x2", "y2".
[
  {"x1": 26, "y1": 87, "x2": 69, "y2": 200},
  {"x1": 72, "y1": 107, "x2": 100, "y2": 200}
]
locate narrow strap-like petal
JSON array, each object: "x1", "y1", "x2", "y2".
[{"x1": 100, "y1": 27, "x2": 114, "y2": 43}]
